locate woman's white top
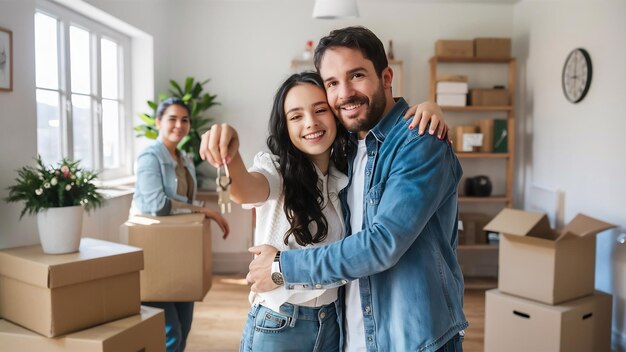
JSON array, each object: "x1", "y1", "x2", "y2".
[{"x1": 245, "y1": 152, "x2": 348, "y2": 312}]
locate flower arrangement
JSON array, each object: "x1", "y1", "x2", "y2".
[{"x1": 5, "y1": 157, "x2": 105, "y2": 219}]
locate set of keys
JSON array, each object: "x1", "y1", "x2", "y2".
[{"x1": 216, "y1": 163, "x2": 232, "y2": 214}]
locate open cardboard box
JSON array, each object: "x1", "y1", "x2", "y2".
[
  {"x1": 485, "y1": 289, "x2": 612, "y2": 352},
  {"x1": 0, "y1": 306, "x2": 165, "y2": 351},
  {"x1": 484, "y1": 209, "x2": 615, "y2": 304},
  {"x1": 120, "y1": 213, "x2": 212, "y2": 302},
  {"x1": 0, "y1": 238, "x2": 143, "y2": 337}
]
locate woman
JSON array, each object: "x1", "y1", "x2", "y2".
[
  {"x1": 200, "y1": 72, "x2": 446, "y2": 351},
  {"x1": 132, "y1": 97, "x2": 229, "y2": 352}
]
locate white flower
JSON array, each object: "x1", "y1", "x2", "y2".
[
  {"x1": 65, "y1": 184, "x2": 72, "y2": 191},
  {"x1": 43, "y1": 183, "x2": 51, "y2": 189},
  {"x1": 35, "y1": 188, "x2": 43, "y2": 195},
  {"x1": 80, "y1": 199, "x2": 89, "y2": 205},
  {"x1": 50, "y1": 177, "x2": 58, "y2": 186},
  {"x1": 71, "y1": 175, "x2": 76, "y2": 180}
]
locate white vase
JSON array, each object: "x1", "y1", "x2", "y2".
[{"x1": 37, "y1": 205, "x2": 84, "y2": 254}]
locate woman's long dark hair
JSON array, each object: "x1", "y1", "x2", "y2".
[{"x1": 267, "y1": 72, "x2": 349, "y2": 246}]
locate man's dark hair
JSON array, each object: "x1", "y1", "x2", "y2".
[{"x1": 313, "y1": 26, "x2": 388, "y2": 77}]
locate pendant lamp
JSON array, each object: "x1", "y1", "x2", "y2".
[{"x1": 312, "y1": 0, "x2": 359, "y2": 19}]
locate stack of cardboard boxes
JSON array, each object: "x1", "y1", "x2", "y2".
[
  {"x1": 435, "y1": 37, "x2": 512, "y2": 108},
  {"x1": 483, "y1": 209, "x2": 616, "y2": 352},
  {"x1": 0, "y1": 238, "x2": 166, "y2": 351}
]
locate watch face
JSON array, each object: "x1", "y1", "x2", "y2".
[
  {"x1": 271, "y1": 272, "x2": 284, "y2": 286},
  {"x1": 562, "y1": 48, "x2": 592, "y2": 103}
]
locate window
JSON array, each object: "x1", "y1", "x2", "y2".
[{"x1": 35, "y1": 1, "x2": 132, "y2": 179}]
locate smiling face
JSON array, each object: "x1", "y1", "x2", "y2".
[
  {"x1": 319, "y1": 46, "x2": 394, "y2": 139},
  {"x1": 284, "y1": 83, "x2": 336, "y2": 169},
  {"x1": 156, "y1": 104, "x2": 190, "y2": 149}
]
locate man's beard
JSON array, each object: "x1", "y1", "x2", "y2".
[{"x1": 336, "y1": 83, "x2": 387, "y2": 134}]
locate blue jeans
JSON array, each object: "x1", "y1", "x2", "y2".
[
  {"x1": 435, "y1": 332, "x2": 464, "y2": 352},
  {"x1": 143, "y1": 301, "x2": 194, "y2": 352},
  {"x1": 240, "y1": 302, "x2": 340, "y2": 352}
]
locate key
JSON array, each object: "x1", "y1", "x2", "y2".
[{"x1": 216, "y1": 162, "x2": 232, "y2": 214}]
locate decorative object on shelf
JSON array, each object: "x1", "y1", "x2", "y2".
[
  {"x1": 135, "y1": 77, "x2": 219, "y2": 166},
  {"x1": 302, "y1": 40, "x2": 314, "y2": 60},
  {"x1": 464, "y1": 175, "x2": 493, "y2": 197},
  {"x1": 312, "y1": 0, "x2": 359, "y2": 19},
  {"x1": 493, "y1": 119, "x2": 508, "y2": 153},
  {"x1": 0, "y1": 26, "x2": 12, "y2": 92},
  {"x1": 562, "y1": 48, "x2": 592, "y2": 103},
  {"x1": 387, "y1": 40, "x2": 394, "y2": 60},
  {"x1": 5, "y1": 157, "x2": 104, "y2": 254}
]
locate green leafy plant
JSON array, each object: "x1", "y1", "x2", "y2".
[
  {"x1": 135, "y1": 77, "x2": 219, "y2": 166},
  {"x1": 5, "y1": 157, "x2": 105, "y2": 219}
]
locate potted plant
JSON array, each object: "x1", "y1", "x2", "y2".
[
  {"x1": 5, "y1": 157, "x2": 105, "y2": 254},
  {"x1": 134, "y1": 77, "x2": 219, "y2": 166}
]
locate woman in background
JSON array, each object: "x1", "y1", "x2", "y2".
[{"x1": 133, "y1": 97, "x2": 229, "y2": 352}]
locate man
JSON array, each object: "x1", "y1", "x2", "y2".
[{"x1": 245, "y1": 26, "x2": 467, "y2": 352}]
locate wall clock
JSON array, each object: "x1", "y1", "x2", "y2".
[{"x1": 562, "y1": 48, "x2": 592, "y2": 103}]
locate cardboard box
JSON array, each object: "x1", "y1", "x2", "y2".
[
  {"x1": 436, "y1": 81, "x2": 468, "y2": 94},
  {"x1": 0, "y1": 306, "x2": 166, "y2": 352},
  {"x1": 120, "y1": 214, "x2": 212, "y2": 302},
  {"x1": 470, "y1": 88, "x2": 509, "y2": 106},
  {"x1": 436, "y1": 74, "x2": 468, "y2": 83},
  {"x1": 485, "y1": 289, "x2": 612, "y2": 352},
  {"x1": 493, "y1": 119, "x2": 508, "y2": 153},
  {"x1": 484, "y1": 209, "x2": 616, "y2": 304},
  {"x1": 436, "y1": 93, "x2": 467, "y2": 107},
  {"x1": 0, "y1": 238, "x2": 142, "y2": 337},
  {"x1": 435, "y1": 40, "x2": 474, "y2": 58},
  {"x1": 475, "y1": 38, "x2": 511, "y2": 58}
]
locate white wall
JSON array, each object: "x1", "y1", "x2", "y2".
[
  {"x1": 513, "y1": 0, "x2": 626, "y2": 348},
  {"x1": 0, "y1": 0, "x2": 40, "y2": 248}
]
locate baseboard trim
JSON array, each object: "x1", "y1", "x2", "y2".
[
  {"x1": 614, "y1": 329, "x2": 626, "y2": 352},
  {"x1": 212, "y1": 251, "x2": 252, "y2": 275}
]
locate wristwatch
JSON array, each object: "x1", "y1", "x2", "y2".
[
  {"x1": 271, "y1": 251, "x2": 283, "y2": 286},
  {"x1": 271, "y1": 272, "x2": 284, "y2": 286}
]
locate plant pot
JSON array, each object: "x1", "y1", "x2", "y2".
[{"x1": 36, "y1": 205, "x2": 84, "y2": 254}]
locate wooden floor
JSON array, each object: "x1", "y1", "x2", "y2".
[{"x1": 186, "y1": 275, "x2": 489, "y2": 352}]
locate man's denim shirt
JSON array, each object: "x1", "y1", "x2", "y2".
[
  {"x1": 132, "y1": 139, "x2": 197, "y2": 215},
  {"x1": 281, "y1": 98, "x2": 468, "y2": 352}
]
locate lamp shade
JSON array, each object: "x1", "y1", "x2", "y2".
[{"x1": 312, "y1": 0, "x2": 359, "y2": 19}]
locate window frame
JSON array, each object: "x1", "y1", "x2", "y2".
[{"x1": 35, "y1": 0, "x2": 133, "y2": 180}]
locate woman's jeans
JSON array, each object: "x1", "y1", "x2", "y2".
[
  {"x1": 240, "y1": 302, "x2": 340, "y2": 352},
  {"x1": 143, "y1": 301, "x2": 194, "y2": 352}
]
